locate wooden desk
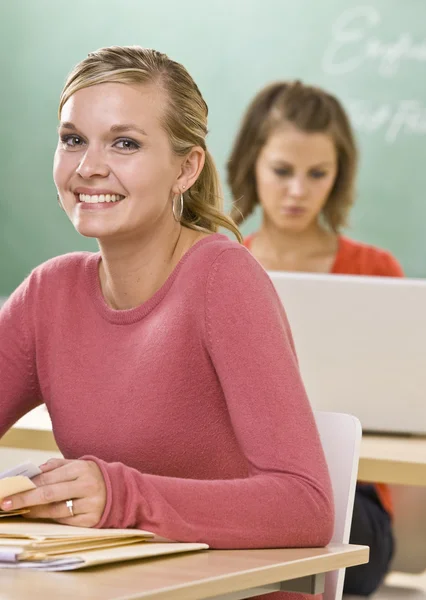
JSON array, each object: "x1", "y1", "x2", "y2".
[
  {"x1": 0, "y1": 543, "x2": 367, "y2": 600},
  {"x1": 0, "y1": 410, "x2": 369, "y2": 597},
  {"x1": 359, "y1": 433, "x2": 426, "y2": 487}
]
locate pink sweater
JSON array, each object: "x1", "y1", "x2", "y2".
[{"x1": 0, "y1": 234, "x2": 333, "y2": 600}]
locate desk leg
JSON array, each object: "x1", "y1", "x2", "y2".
[
  {"x1": 207, "y1": 573, "x2": 325, "y2": 599},
  {"x1": 280, "y1": 573, "x2": 325, "y2": 594}
]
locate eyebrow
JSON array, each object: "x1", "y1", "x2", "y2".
[
  {"x1": 58, "y1": 122, "x2": 148, "y2": 136},
  {"x1": 310, "y1": 161, "x2": 335, "y2": 168},
  {"x1": 271, "y1": 160, "x2": 335, "y2": 168},
  {"x1": 58, "y1": 122, "x2": 77, "y2": 132},
  {"x1": 110, "y1": 123, "x2": 148, "y2": 136}
]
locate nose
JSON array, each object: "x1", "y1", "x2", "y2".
[
  {"x1": 287, "y1": 176, "x2": 307, "y2": 199},
  {"x1": 76, "y1": 147, "x2": 110, "y2": 179}
]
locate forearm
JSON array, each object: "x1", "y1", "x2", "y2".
[{"x1": 86, "y1": 456, "x2": 333, "y2": 549}]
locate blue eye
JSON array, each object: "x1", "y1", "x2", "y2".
[
  {"x1": 60, "y1": 135, "x2": 84, "y2": 148},
  {"x1": 114, "y1": 138, "x2": 140, "y2": 151}
]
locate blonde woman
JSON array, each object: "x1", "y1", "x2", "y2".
[
  {"x1": 228, "y1": 81, "x2": 400, "y2": 596},
  {"x1": 0, "y1": 47, "x2": 333, "y2": 600}
]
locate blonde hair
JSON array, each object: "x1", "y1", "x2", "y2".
[
  {"x1": 227, "y1": 81, "x2": 358, "y2": 233},
  {"x1": 59, "y1": 45, "x2": 242, "y2": 242}
]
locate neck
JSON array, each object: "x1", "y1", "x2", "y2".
[
  {"x1": 97, "y1": 220, "x2": 185, "y2": 310},
  {"x1": 256, "y1": 218, "x2": 335, "y2": 258}
]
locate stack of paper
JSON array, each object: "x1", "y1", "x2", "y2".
[
  {"x1": 0, "y1": 463, "x2": 208, "y2": 570},
  {"x1": 0, "y1": 518, "x2": 208, "y2": 571}
]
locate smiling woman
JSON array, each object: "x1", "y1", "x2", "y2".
[
  {"x1": 56, "y1": 46, "x2": 241, "y2": 248},
  {"x1": 0, "y1": 47, "x2": 334, "y2": 600},
  {"x1": 55, "y1": 82, "x2": 191, "y2": 244}
]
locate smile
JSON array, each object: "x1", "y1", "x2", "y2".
[{"x1": 78, "y1": 194, "x2": 125, "y2": 204}]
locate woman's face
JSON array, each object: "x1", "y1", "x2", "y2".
[
  {"x1": 54, "y1": 82, "x2": 184, "y2": 242},
  {"x1": 254, "y1": 123, "x2": 338, "y2": 233}
]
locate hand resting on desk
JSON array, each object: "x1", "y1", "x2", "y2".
[{"x1": 0, "y1": 458, "x2": 107, "y2": 527}]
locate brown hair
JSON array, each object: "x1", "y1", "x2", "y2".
[
  {"x1": 227, "y1": 81, "x2": 358, "y2": 232},
  {"x1": 59, "y1": 45, "x2": 242, "y2": 242}
]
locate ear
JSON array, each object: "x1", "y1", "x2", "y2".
[{"x1": 173, "y1": 146, "x2": 205, "y2": 194}]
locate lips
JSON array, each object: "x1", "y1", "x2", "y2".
[
  {"x1": 73, "y1": 188, "x2": 125, "y2": 196},
  {"x1": 281, "y1": 206, "x2": 306, "y2": 215}
]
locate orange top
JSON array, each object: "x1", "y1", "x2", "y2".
[
  {"x1": 243, "y1": 234, "x2": 404, "y2": 278},
  {"x1": 244, "y1": 233, "x2": 404, "y2": 516}
]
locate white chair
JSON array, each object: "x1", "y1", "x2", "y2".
[{"x1": 314, "y1": 411, "x2": 363, "y2": 600}]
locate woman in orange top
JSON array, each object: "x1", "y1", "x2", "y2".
[{"x1": 227, "y1": 80, "x2": 402, "y2": 596}]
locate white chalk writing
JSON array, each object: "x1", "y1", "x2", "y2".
[
  {"x1": 322, "y1": 5, "x2": 426, "y2": 77},
  {"x1": 346, "y1": 99, "x2": 426, "y2": 142}
]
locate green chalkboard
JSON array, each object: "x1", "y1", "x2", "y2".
[{"x1": 1, "y1": 0, "x2": 426, "y2": 295}]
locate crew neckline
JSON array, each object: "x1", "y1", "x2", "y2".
[{"x1": 85, "y1": 233, "x2": 224, "y2": 324}]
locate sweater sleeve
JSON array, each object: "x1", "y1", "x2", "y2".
[
  {"x1": 0, "y1": 279, "x2": 42, "y2": 438},
  {"x1": 87, "y1": 248, "x2": 334, "y2": 549}
]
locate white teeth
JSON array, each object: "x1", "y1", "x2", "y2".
[{"x1": 78, "y1": 194, "x2": 124, "y2": 203}]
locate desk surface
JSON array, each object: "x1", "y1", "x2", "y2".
[
  {"x1": 358, "y1": 433, "x2": 426, "y2": 486},
  {"x1": 0, "y1": 544, "x2": 367, "y2": 600},
  {"x1": 4, "y1": 409, "x2": 426, "y2": 487}
]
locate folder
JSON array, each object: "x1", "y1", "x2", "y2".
[{"x1": 0, "y1": 519, "x2": 208, "y2": 570}]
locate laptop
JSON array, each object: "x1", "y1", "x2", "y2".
[{"x1": 268, "y1": 271, "x2": 426, "y2": 435}]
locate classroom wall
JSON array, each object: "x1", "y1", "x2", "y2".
[{"x1": 1, "y1": 0, "x2": 426, "y2": 295}]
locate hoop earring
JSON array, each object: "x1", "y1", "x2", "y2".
[{"x1": 172, "y1": 192, "x2": 184, "y2": 222}]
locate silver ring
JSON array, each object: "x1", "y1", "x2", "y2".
[{"x1": 65, "y1": 499, "x2": 74, "y2": 517}]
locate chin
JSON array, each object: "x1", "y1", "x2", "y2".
[
  {"x1": 76, "y1": 229, "x2": 102, "y2": 239},
  {"x1": 72, "y1": 221, "x2": 111, "y2": 240},
  {"x1": 277, "y1": 219, "x2": 312, "y2": 234}
]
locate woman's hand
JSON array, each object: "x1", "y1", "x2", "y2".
[{"x1": 0, "y1": 458, "x2": 107, "y2": 527}]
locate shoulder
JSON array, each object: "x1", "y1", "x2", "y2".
[
  {"x1": 197, "y1": 236, "x2": 296, "y2": 357},
  {"x1": 185, "y1": 234, "x2": 280, "y2": 315},
  {"x1": 184, "y1": 233, "x2": 259, "y2": 273},
  {"x1": 2, "y1": 252, "x2": 96, "y2": 319},
  {"x1": 186, "y1": 233, "x2": 270, "y2": 285},
  {"x1": 30, "y1": 251, "x2": 96, "y2": 278},
  {"x1": 336, "y1": 236, "x2": 404, "y2": 277},
  {"x1": 21, "y1": 252, "x2": 97, "y2": 301},
  {"x1": 180, "y1": 233, "x2": 276, "y2": 303}
]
